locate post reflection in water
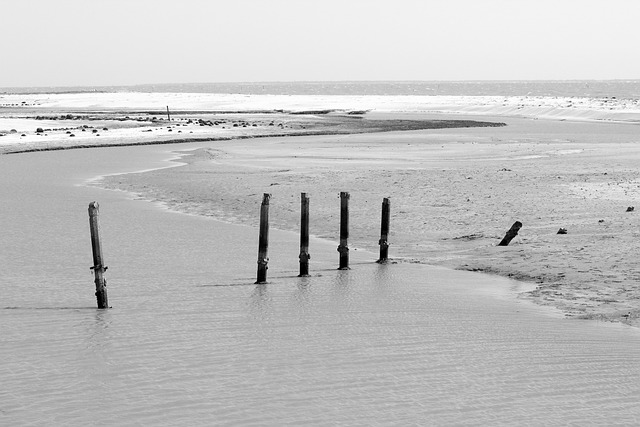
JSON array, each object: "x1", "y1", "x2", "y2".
[
  {"x1": 291, "y1": 277, "x2": 312, "y2": 315},
  {"x1": 248, "y1": 284, "x2": 273, "y2": 322},
  {"x1": 84, "y1": 309, "x2": 112, "y2": 351}
]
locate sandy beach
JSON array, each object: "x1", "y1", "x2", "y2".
[{"x1": 2, "y1": 91, "x2": 640, "y2": 327}]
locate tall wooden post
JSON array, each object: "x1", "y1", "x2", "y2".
[
  {"x1": 299, "y1": 193, "x2": 310, "y2": 277},
  {"x1": 166, "y1": 106, "x2": 171, "y2": 121},
  {"x1": 337, "y1": 192, "x2": 350, "y2": 270},
  {"x1": 377, "y1": 197, "x2": 391, "y2": 263},
  {"x1": 88, "y1": 202, "x2": 109, "y2": 309},
  {"x1": 256, "y1": 193, "x2": 271, "y2": 284}
]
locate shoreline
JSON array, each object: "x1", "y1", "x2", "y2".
[{"x1": 80, "y1": 143, "x2": 561, "y2": 323}]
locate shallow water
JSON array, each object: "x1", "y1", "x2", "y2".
[{"x1": 1, "y1": 144, "x2": 639, "y2": 426}]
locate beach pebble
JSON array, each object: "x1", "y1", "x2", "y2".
[
  {"x1": 557, "y1": 228, "x2": 568, "y2": 234},
  {"x1": 626, "y1": 206, "x2": 634, "y2": 212}
]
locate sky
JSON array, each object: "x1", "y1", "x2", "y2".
[{"x1": 1, "y1": 0, "x2": 638, "y2": 87}]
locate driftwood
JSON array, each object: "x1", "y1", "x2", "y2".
[{"x1": 498, "y1": 221, "x2": 522, "y2": 246}]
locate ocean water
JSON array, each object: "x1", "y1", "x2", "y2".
[
  {"x1": 3, "y1": 80, "x2": 640, "y2": 99},
  {"x1": 1, "y1": 143, "x2": 640, "y2": 425}
]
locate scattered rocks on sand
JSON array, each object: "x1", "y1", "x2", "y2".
[
  {"x1": 557, "y1": 228, "x2": 568, "y2": 234},
  {"x1": 626, "y1": 206, "x2": 634, "y2": 212}
]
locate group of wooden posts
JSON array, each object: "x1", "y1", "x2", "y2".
[
  {"x1": 256, "y1": 192, "x2": 391, "y2": 284},
  {"x1": 86, "y1": 192, "x2": 392, "y2": 309}
]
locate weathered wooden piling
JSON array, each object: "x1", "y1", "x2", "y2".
[
  {"x1": 299, "y1": 193, "x2": 310, "y2": 277},
  {"x1": 377, "y1": 197, "x2": 391, "y2": 263},
  {"x1": 337, "y1": 192, "x2": 350, "y2": 270},
  {"x1": 498, "y1": 221, "x2": 522, "y2": 246},
  {"x1": 256, "y1": 193, "x2": 271, "y2": 284},
  {"x1": 166, "y1": 106, "x2": 171, "y2": 121},
  {"x1": 88, "y1": 202, "x2": 109, "y2": 309}
]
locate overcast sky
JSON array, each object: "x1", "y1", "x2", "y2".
[{"x1": 1, "y1": 0, "x2": 638, "y2": 87}]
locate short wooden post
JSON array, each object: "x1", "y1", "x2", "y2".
[
  {"x1": 256, "y1": 193, "x2": 271, "y2": 284},
  {"x1": 299, "y1": 193, "x2": 310, "y2": 277},
  {"x1": 166, "y1": 106, "x2": 171, "y2": 121},
  {"x1": 377, "y1": 197, "x2": 391, "y2": 263},
  {"x1": 88, "y1": 202, "x2": 109, "y2": 309},
  {"x1": 337, "y1": 192, "x2": 350, "y2": 270},
  {"x1": 498, "y1": 221, "x2": 522, "y2": 246}
]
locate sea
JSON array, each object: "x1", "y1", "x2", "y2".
[
  {"x1": 2, "y1": 131, "x2": 640, "y2": 426},
  {"x1": 3, "y1": 80, "x2": 640, "y2": 99}
]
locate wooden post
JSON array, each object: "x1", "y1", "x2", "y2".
[
  {"x1": 88, "y1": 202, "x2": 109, "y2": 309},
  {"x1": 299, "y1": 193, "x2": 310, "y2": 277},
  {"x1": 256, "y1": 193, "x2": 271, "y2": 284},
  {"x1": 337, "y1": 192, "x2": 350, "y2": 270},
  {"x1": 377, "y1": 197, "x2": 391, "y2": 263},
  {"x1": 166, "y1": 106, "x2": 171, "y2": 121},
  {"x1": 498, "y1": 221, "x2": 522, "y2": 246}
]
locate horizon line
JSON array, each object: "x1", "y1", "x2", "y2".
[{"x1": 2, "y1": 78, "x2": 640, "y2": 90}]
